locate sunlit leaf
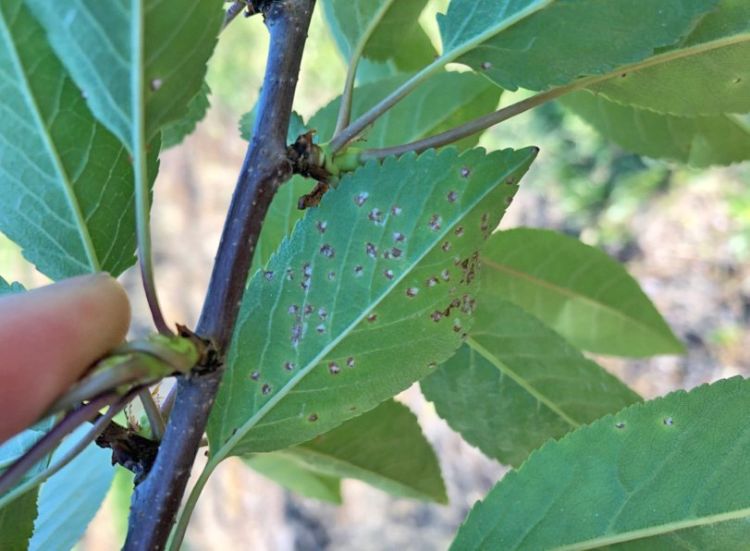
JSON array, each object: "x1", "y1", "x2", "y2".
[
  {"x1": 481, "y1": 228, "x2": 683, "y2": 357},
  {"x1": 208, "y1": 147, "x2": 537, "y2": 459},
  {"x1": 422, "y1": 301, "x2": 639, "y2": 467},
  {"x1": 452, "y1": 377, "x2": 750, "y2": 550}
]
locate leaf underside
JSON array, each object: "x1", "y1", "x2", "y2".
[
  {"x1": 208, "y1": 146, "x2": 537, "y2": 459},
  {"x1": 480, "y1": 228, "x2": 683, "y2": 357},
  {"x1": 256, "y1": 400, "x2": 446, "y2": 503},
  {"x1": 452, "y1": 377, "x2": 750, "y2": 550},
  {"x1": 562, "y1": 91, "x2": 750, "y2": 167}
]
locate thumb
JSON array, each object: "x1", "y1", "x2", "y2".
[{"x1": 0, "y1": 274, "x2": 131, "y2": 442}]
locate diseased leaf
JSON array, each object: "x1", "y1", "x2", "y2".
[
  {"x1": 482, "y1": 229, "x2": 683, "y2": 357},
  {"x1": 260, "y1": 400, "x2": 446, "y2": 503},
  {"x1": 311, "y1": 72, "x2": 502, "y2": 149},
  {"x1": 321, "y1": 0, "x2": 435, "y2": 70},
  {"x1": 0, "y1": 0, "x2": 158, "y2": 280},
  {"x1": 0, "y1": 491, "x2": 35, "y2": 551},
  {"x1": 253, "y1": 73, "x2": 501, "y2": 274},
  {"x1": 245, "y1": 454, "x2": 342, "y2": 504},
  {"x1": 161, "y1": 82, "x2": 211, "y2": 149},
  {"x1": 452, "y1": 377, "x2": 750, "y2": 550},
  {"x1": 422, "y1": 301, "x2": 639, "y2": 467},
  {"x1": 29, "y1": 427, "x2": 115, "y2": 551},
  {"x1": 27, "y1": 0, "x2": 224, "y2": 147},
  {"x1": 591, "y1": 0, "x2": 750, "y2": 116},
  {"x1": 562, "y1": 91, "x2": 750, "y2": 167},
  {"x1": 208, "y1": 147, "x2": 537, "y2": 459},
  {"x1": 437, "y1": 0, "x2": 713, "y2": 91}
]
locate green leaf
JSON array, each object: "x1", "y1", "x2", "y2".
[
  {"x1": 0, "y1": 0, "x2": 158, "y2": 280},
  {"x1": 590, "y1": 0, "x2": 750, "y2": 116},
  {"x1": 29, "y1": 428, "x2": 115, "y2": 551},
  {"x1": 239, "y1": 110, "x2": 307, "y2": 144},
  {"x1": 0, "y1": 277, "x2": 24, "y2": 295},
  {"x1": 261, "y1": 400, "x2": 446, "y2": 503},
  {"x1": 562, "y1": 91, "x2": 750, "y2": 168},
  {"x1": 27, "y1": 0, "x2": 224, "y2": 147},
  {"x1": 208, "y1": 146, "x2": 537, "y2": 459},
  {"x1": 245, "y1": 454, "x2": 342, "y2": 504},
  {"x1": 422, "y1": 301, "x2": 640, "y2": 467},
  {"x1": 161, "y1": 82, "x2": 211, "y2": 149},
  {"x1": 321, "y1": 0, "x2": 435, "y2": 71},
  {"x1": 452, "y1": 377, "x2": 750, "y2": 550},
  {"x1": 481, "y1": 228, "x2": 683, "y2": 357},
  {"x1": 437, "y1": 0, "x2": 714, "y2": 91},
  {"x1": 253, "y1": 73, "x2": 502, "y2": 274},
  {"x1": 0, "y1": 491, "x2": 35, "y2": 551},
  {"x1": 311, "y1": 72, "x2": 502, "y2": 149}
]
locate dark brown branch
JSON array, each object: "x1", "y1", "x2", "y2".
[{"x1": 123, "y1": 1, "x2": 315, "y2": 549}]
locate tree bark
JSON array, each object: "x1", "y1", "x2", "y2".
[{"x1": 124, "y1": 1, "x2": 315, "y2": 548}]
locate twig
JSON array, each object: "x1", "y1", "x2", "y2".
[
  {"x1": 222, "y1": 1, "x2": 247, "y2": 30},
  {"x1": 123, "y1": 1, "x2": 315, "y2": 549}
]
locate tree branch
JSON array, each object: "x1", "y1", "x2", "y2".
[{"x1": 123, "y1": 1, "x2": 315, "y2": 549}]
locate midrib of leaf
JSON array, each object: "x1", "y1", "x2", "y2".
[
  {"x1": 353, "y1": 1, "x2": 394, "y2": 61},
  {"x1": 131, "y1": 0, "x2": 149, "y2": 275},
  {"x1": 331, "y1": 0, "x2": 553, "y2": 150},
  {"x1": 0, "y1": 12, "x2": 100, "y2": 271},
  {"x1": 483, "y1": 258, "x2": 664, "y2": 339},
  {"x1": 554, "y1": 507, "x2": 750, "y2": 551},
  {"x1": 209, "y1": 154, "x2": 531, "y2": 466},
  {"x1": 465, "y1": 337, "x2": 578, "y2": 427}
]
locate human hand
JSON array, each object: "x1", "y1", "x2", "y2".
[{"x1": 0, "y1": 274, "x2": 130, "y2": 442}]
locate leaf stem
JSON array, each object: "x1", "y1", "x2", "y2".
[
  {"x1": 165, "y1": 460, "x2": 217, "y2": 551},
  {"x1": 0, "y1": 391, "x2": 137, "y2": 509},
  {"x1": 0, "y1": 393, "x2": 118, "y2": 499},
  {"x1": 328, "y1": 0, "x2": 554, "y2": 154},
  {"x1": 359, "y1": 83, "x2": 577, "y2": 160},
  {"x1": 138, "y1": 389, "x2": 165, "y2": 441},
  {"x1": 333, "y1": 1, "x2": 395, "y2": 135},
  {"x1": 132, "y1": 0, "x2": 172, "y2": 337}
]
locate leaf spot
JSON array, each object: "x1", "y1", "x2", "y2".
[
  {"x1": 263, "y1": 270, "x2": 274, "y2": 281},
  {"x1": 150, "y1": 78, "x2": 163, "y2": 91},
  {"x1": 426, "y1": 276, "x2": 439, "y2": 287},
  {"x1": 480, "y1": 61, "x2": 492, "y2": 70},
  {"x1": 455, "y1": 226, "x2": 465, "y2": 237},
  {"x1": 327, "y1": 271, "x2": 336, "y2": 281},
  {"x1": 368, "y1": 208, "x2": 383, "y2": 225},
  {"x1": 393, "y1": 231, "x2": 406, "y2": 243},
  {"x1": 406, "y1": 287, "x2": 419, "y2": 298},
  {"x1": 354, "y1": 192, "x2": 369, "y2": 206},
  {"x1": 429, "y1": 214, "x2": 442, "y2": 232},
  {"x1": 284, "y1": 362, "x2": 295, "y2": 371},
  {"x1": 354, "y1": 265, "x2": 364, "y2": 276},
  {"x1": 308, "y1": 413, "x2": 319, "y2": 422},
  {"x1": 320, "y1": 244, "x2": 335, "y2": 258},
  {"x1": 441, "y1": 269, "x2": 451, "y2": 281},
  {"x1": 261, "y1": 383, "x2": 272, "y2": 395},
  {"x1": 391, "y1": 205, "x2": 402, "y2": 216},
  {"x1": 460, "y1": 167, "x2": 471, "y2": 178},
  {"x1": 250, "y1": 371, "x2": 260, "y2": 381},
  {"x1": 664, "y1": 417, "x2": 674, "y2": 426},
  {"x1": 366, "y1": 242, "x2": 378, "y2": 258},
  {"x1": 615, "y1": 422, "x2": 626, "y2": 429},
  {"x1": 384, "y1": 269, "x2": 394, "y2": 280},
  {"x1": 441, "y1": 241, "x2": 452, "y2": 253},
  {"x1": 328, "y1": 362, "x2": 340, "y2": 375},
  {"x1": 366, "y1": 313, "x2": 378, "y2": 323},
  {"x1": 346, "y1": 357, "x2": 355, "y2": 368},
  {"x1": 316, "y1": 323, "x2": 326, "y2": 334},
  {"x1": 447, "y1": 191, "x2": 458, "y2": 203},
  {"x1": 316, "y1": 220, "x2": 328, "y2": 233}
]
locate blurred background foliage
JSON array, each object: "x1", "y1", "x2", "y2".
[{"x1": 2, "y1": 3, "x2": 749, "y2": 549}]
